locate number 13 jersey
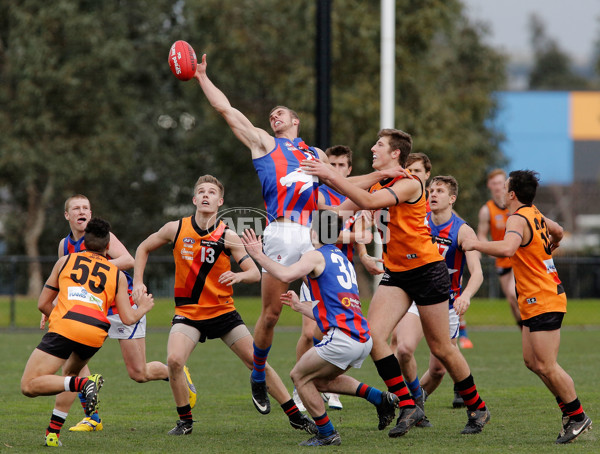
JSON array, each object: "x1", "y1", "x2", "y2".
[{"x1": 172, "y1": 217, "x2": 234, "y2": 320}]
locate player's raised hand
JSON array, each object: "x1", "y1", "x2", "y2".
[{"x1": 241, "y1": 229, "x2": 263, "y2": 257}]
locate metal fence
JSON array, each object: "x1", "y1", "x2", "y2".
[{"x1": 1, "y1": 255, "x2": 599, "y2": 326}]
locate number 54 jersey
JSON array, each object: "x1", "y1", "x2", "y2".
[
  {"x1": 306, "y1": 244, "x2": 370, "y2": 343},
  {"x1": 172, "y1": 217, "x2": 235, "y2": 320}
]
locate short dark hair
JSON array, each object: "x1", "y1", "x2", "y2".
[
  {"x1": 406, "y1": 152, "x2": 432, "y2": 173},
  {"x1": 312, "y1": 210, "x2": 342, "y2": 245},
  {"x1": 325, "y1": 145, "x2": 353, "y2": 168},
  {"x1": 84, "y1": 218, "x2": 111, "y2": 252},
  {"x1": 431, "y1": 175, "x2": 458, "y2": 198},
  {"x1": 378, "y1": 129, "x2": 412, "y2": 166},
  {"x1": 508, "y1": 170, "x2": 539, "y2": 205}
]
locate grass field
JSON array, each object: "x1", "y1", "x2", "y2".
[{"x1": 1, "y1": 298, "x2": 598, "y2": 452}]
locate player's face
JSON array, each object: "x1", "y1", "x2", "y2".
[
  {"x1": 406, "y1": 161, "x2": 430, "y2": 185},
  {"x1": 193, "y1": 183, "x2": 224, "y2": 212},
  {"x1": 429, "y1": 182, "x2": 455, "y2": 213},
  {"x1": 328, "y1": 155, "x2": 352, "y2": 178},
  {"x1": 370, "y1": 136, "x2": 397, "y2": 170},
  {"x1": 487, "y1": 174, "x2": 506, "y2": 201},
  {"x1": 65, "y1": 198, "x2": 91, "y2": 233},
  {"x1": 269, "y1": 108, "x2": 297, "y2": 134}
]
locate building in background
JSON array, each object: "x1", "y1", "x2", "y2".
[{"x1": 493, "y1": 91, "x2": 600, "y2": 252}]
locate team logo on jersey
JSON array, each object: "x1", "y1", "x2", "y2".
[
  {"x1": 183, "y1": 237, "x2": 195, "y2": 245},
  {"x1": 279, "y1": 169, "x2": 317, "y2": 194},
  {"x1": 526, "y1": 297, "x2": 537, "y2": 304},
  {"x1": 68, "y1": 286, "x2": 103, "y2": 309},
  {"x1": 406, "y1": 253, "x2": 418, "y2": 259}
]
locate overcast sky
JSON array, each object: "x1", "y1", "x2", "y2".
[{"x1": 461, "y1": 0, "x2": 599, "y2": 64}]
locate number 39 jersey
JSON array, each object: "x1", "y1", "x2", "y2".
[
  {"x1": 306, "y1": 244, "x2": 370, "y2": 343},
  {"x1": 49, "y1": 251, "x2": 118, "y2": 348},
  {"x1": 172, "y1": 217, "x2": 234, "y2": 320},
  {"x1": 511, "y1": 204, "x2": 566, "y2": 320}
]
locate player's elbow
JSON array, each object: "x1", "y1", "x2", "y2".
[{"x1": 248, "y1": 268, "x2": 261, "y2": 283}]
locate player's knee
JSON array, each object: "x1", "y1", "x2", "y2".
[
  {"x1": 429, "y1": 364, "x2": 446, "y2": 380},
  {"x1": 167, "y1": 353, "x2": 185, "y2": 372},
  {"x1": 261, "y1": 311, "x2": 281, "y2": 328},
  {"x1": 20, "y1": 380, "x2": 36, "y2": 398},
  {"x1": 127, "y1": 368, "x2": 148, "y2": 383}
]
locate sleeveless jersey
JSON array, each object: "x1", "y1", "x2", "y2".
[
  {"x1": 49, "y1": 251, "x2": 119, "y2": 348},
  {"x1": 426, "y1": 212, "x2": 466, "y2": 308},
  {"x1": 510, "y1": 205, "x2": 566, "y2": 320},
  {"x1": 253, "y1": 137, "x2": 319, "y2": 226},
  {"x1": 369, "y1": 176, "x2": 443, "y2": 272},
  {"x1": 61, "y1": 232, "x2": 133, "y2": 314},
  {"x1": 172, "y1": 217, "x2": 235, "y2": 320},
  {"x1": 485, "y1": 200, "x2": 511, "y2": 268},
  {"x1": 319, "y1": 185, "x2": 355, "y2": 261},
  {"x1": 306, "y1": 244, "x2": 370, "y2": 343}
]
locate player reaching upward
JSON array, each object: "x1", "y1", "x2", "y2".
[{"x1": 193, "y1": 54, "x2": 396, "y2": 412}]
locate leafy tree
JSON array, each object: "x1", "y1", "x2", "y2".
[
  {"x1": 0, "y1": 0, "x2": 507, "y2": 295},
  {"x1": 528, "y1": 14, "x2": 590, "y2": 90}
]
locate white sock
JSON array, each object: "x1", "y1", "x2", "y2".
[
  {"x1": 53, "y1": 408, "x2": 69, "y2": 419},
  {"x1": 64, "y1": 376, "x2": 72, "y2": 392}
]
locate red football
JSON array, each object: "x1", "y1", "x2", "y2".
[{"x1": 168, "y1": 40, "x2": 197, "y2": 81}]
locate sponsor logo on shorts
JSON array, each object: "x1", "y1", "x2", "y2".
[{"x1": 406, "y1": 253, "x2": 417, "y2": 259}]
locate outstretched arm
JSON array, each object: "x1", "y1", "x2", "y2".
[
  {"x1": 241, "y1": 229, "x2": 323, "y2": 282},
  {"x1": 281, "y1": 290, "x2": 315, "y2": 319},
  {"x1": 218, "y1": 229, "x2": 261, "y2": 286},
  {"x1": 462, "y1": 215, "x2": 525, "y2": 258},
  {"x1": 194, "y1": 54, "x2": 273, "y2": 157}
]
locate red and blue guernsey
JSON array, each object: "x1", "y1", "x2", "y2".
[
  {"x1": 253, "y1": 137, "x2": 320, "y2": 226},
  {"x1": 306, "y1": 244, "x2": 370, "y2": 343},
  {"x1": 62, "y1": 232, "x2": 134, "y2": 313},
  {"x1": 426, "y1": 212, "x2": 466, "y2": 308},
  {"x1": 319, "y1": 185, "x2": 356, "y2": 262}
]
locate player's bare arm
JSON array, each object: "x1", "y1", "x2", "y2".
[
  {"x1": 463, "y1": 215, "x2": 526, "y2": 258},
  {"x1": 116, "y1": 272, "x2": 154, "y2": 325},
  {"x1": 218, "y1": 229, "x2": 261, "y2": 286},
  {"x1": 477, "y1": 204, "x2": 491, "y2": 241},
  {"x1": 453, "y1": 224, "x2": 484, "y2": 316},
  {"x1": 133, "y1": 221, "x2": 179, "y2": 298},
  {"x1": 241, "y1": 229, "x2": 324, "y2": 282},
  {"x1": 37, "y1": 256, "x2": 66, "y2": 317},
  {"x1": 544, "y1": 216, "x2": 564, "y2": 246},
  {"x1": 281, "y1": 290, "x2": 315, "y2": 319},
  {"x1": 106, "y1": 232, "x2": 135, "y2": 271},
  {"x1": 194, "y1": 54, "x2": 274, "y2": 158}
]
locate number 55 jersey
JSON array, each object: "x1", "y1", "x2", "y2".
[
  {"x1": 49, "y1": 251, "x2": 119, "y2": 348},
  {"x1": 510, "y1": 204, "x2": 566, "y2": 320},
  {"x1": 172, "y1": 217, "x2": 234, "y2": 320},
  {"x1": 306, "y1": 244, "x2": 370, "y2": 343}
]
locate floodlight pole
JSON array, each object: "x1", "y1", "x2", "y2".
[{"x1": 374, "y1": 0, "x2": 395, "y2": 290}]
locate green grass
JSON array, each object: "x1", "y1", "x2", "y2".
[{"x1": 1, "y1": 298, "x2": 599, "y2": 452}]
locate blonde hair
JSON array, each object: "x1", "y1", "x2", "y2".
[
  {"x1": 487, "y1": 168, "x2": 506, "y2": 181},
  {"x1": 193, "y1": 175, "x2": 224, "y2": 197},
  {"x1": 64, "y1": 194, "x2": 90, "y2": 212}
]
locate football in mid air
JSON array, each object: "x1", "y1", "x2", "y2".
[{"x1": 168, "y1": 40, "x2": 197, "y2": 81}]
